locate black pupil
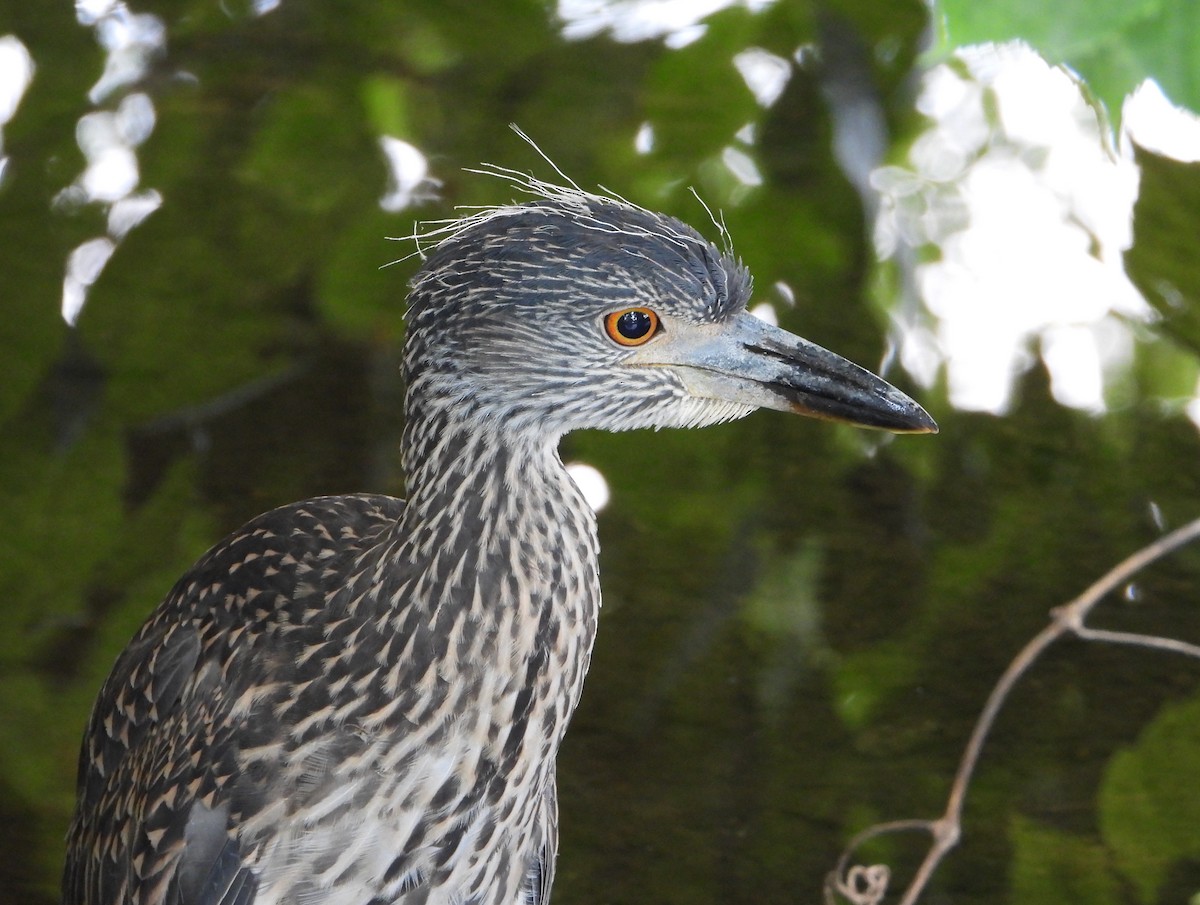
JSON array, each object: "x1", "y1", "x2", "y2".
[{"x1": 617, "y1": 310, "x2": 652, "y2": 340}]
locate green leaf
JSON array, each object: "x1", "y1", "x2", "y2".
[
  {"x1": 1125, "y1": 144, "x2": 1200, "y2": 355},
  {"x1": 935, "y1": 0, "x2": 1200, "y2": 117},
  {"x1": 1009, "y1": 814, "x2": 1121, "y2": 905},
  {"x1": 1099, "y1": 693, "x2": 1200, "y2": 902}
]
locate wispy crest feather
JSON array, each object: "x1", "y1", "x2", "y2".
[{"x1": 387, "y1": 126, "x2": 734, "y2": 266}]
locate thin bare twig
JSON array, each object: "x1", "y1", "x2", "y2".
[{"x1": 825, "y1": 516, "x2": 1200, "y2": 905}]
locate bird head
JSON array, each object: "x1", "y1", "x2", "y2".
[{"x1": 403, "y1": 181, "x2": 936, "y2": 440}]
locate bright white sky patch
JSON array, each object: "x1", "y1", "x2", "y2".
[
  {"x1": 877, "y1": 42, "x2": 1155, "y2": 415},
  {"x1": 1188, "y1": 380, "x2": 1200, "y2": 432},
  {"x1": 749, "y1": 301, "x2": 777, "y2": 326},
  {"x1": 108, "y1": 188, "x2": 162, "y2": 238},
  {"x1": 772, "y1": 280, "x2": 795, "y2": 306},
  {"x1": 58, "y1": 4, "x2": 166, "y2": 325},
  {"x1": 635, "y1": 121, "x2": 655, "y2": 154},
  {"x1": 1124, "y1": 79, "x2": 1200, "y2": 163},
  {"x1": 879, "y1": 44, "x2": 1200, "y2": 422},
  {"x1": 0, "y1": 35, "x2": 33, "y2": 126},
  {"x1": 722, "y1": 145, "x2": 762, "y2": 186},
  {"x1": 733, "y1": 47, "x2": 790, "y2": 107},
  {"x1": 557, "y1": 0, "x2": 775, "y2": 44},
  {"x1": 379, "y1": 136, "x2": 439, "y2": 212},
  {"x1": 1041, "y1": 324, "x2": 1106, "y2": 412},
  {"x1": 566, "y1": 462, "x2": 611, "y2": 513},
  {"x1": 0, "y1": 35, "x2": 34, "y2": 188},
  {"x1": 62, "y1": 237, "x2": 115, "y2": 326},
  {"x1": 81, "y1": 2, "x2": 166, "y2": 104},
  {"x1": 76, "y1": 109, "x2": 140, "y2": 201}
]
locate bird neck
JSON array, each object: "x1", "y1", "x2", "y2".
[
  {"x1": 398, "y1": 400, "x2": 583, "y2": 537},
  {"x1": 396, "y1": 397, "x2": 600, "y2": 611},
  {"x1": 391, "y1": 399, "x2": 602, "y2": 732}
]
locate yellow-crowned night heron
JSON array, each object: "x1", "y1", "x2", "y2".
[{"x1": 63, "y1": 179, "x2": 936, "y2": 905}]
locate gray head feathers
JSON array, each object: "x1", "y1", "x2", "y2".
[{"x1": 395, "y1": 168, "x2": 757, "y2": 439}]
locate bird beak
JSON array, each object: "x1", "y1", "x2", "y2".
[{"x1": 638, "y1": 312, "x2": 937, "y2": 434}]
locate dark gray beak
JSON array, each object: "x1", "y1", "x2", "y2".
[{"x1": 639, "y1": 312, "x2": 937, "y2": 434}]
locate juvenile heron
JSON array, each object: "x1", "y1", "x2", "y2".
[{"x1": 63, "y1": 177, "x2": 935, "y2": 905}]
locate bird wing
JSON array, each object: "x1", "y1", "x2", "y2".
[{"x1": 63, "y1": 494, "x2": 405, "y2": 905}]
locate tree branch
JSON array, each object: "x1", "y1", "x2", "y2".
[{"x1": 825, "y1": 516, "x2": 1200, "y2": 905}]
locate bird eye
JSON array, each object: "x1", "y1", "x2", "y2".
[{"x1": 604, "y1": 308, "x2": 660, "y2": 347}]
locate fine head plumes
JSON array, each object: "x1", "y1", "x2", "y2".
[{"x1": 401, "y1": 170, "x2": 936, "y2": 441}]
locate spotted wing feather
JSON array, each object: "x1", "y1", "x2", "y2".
[{"x1": 63, "y1": 494, "x2": 405, "y2": 905}]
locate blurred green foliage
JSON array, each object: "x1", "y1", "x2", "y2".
[
  {"x1": 1127, "y1": 146, "x2": 1200, "y2": 355},
  {"x1": 0, "y1": 2, "x2": 1198, "y2": 904},
  {"x1": 1101, "y1": 695, "x2": 1200, "y2": 901}
]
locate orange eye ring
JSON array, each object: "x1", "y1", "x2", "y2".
[{"x1": 604, "y1": 307, "x2": 660, "y2": 347}]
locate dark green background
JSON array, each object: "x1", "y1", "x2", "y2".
[{"x1": 2, "y1": 2, "x2": 1199, "y2": 903}]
